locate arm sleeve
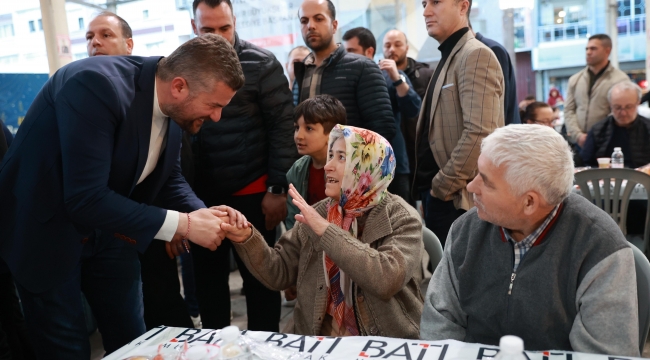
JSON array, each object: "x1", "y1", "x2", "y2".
[
  {"x1": 420, "y1": 225, "x2": 468, "y2": 340},
  {"x1": 395, "y1": 72, "x2": 422, "y2": 119},
  {"x1": 232, "y1": 225, "x2": 303, "y2": 291},
  {"x1": 579, "y1": 129, "x2": 598, "y2": 166},
  {"x1": 315, "y1": 204, "x2": 423, "y2": 301},
  {"x1": 432, "y1": 48, "x2": 504, "y2": 200},
  {"x1": 57, "y1": 70, "x2": 167, "y2": 246},
  {"x1": 357, "y1": 61, "x2": 397, "y2": 140},
  {"x1": 260, "y1": 57, "x2": 298, "y2": 188},
  {"x1": 564, "y1": 77, "x2": 582, "y2": 144},
  {"x1": 569, "y1": 247, "x2": 639, "y2": 356}
]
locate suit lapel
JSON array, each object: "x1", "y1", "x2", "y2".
[{"x1": 130, "y1": 56, "x2": 163, "y2": 193}]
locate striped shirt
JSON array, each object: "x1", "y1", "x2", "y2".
[{"x1": 502, "y1": 204, "x2": 561, "y2": 271}]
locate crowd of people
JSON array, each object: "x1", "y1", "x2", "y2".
[{"x1": 0, "y1": 0, "x2": 646, "y2": 358}]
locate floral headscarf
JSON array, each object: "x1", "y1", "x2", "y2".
[{"x1": 323, "y1": 125, "x2": 395, "y2": 335}]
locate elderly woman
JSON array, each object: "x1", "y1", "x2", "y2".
[{"x1": 222, "y1": 125, "x2": 423, "y2": 338}]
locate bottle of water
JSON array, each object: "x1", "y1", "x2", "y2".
[
  {"x1": 611, "y1": 147, "x2": 624, "y2": 169},
  {"x1": 218, "y1": 326, "x2": 252, "y2": 360},
  {"x1": 494, "y1": 335, "x2": 527, "y2": 360}
]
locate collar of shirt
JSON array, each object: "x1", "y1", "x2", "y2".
[
  {"x1": 502, "y1": 204, "x2": 562, "y2": 271},
  {"x1": 304, "y1": 44, "x2": 339, "y2": 67},
  {"x1": 438, "y1": 27, "x2": 470, "y2": 59},
  {"x1": 153, "y1": 79, "x2": 167, "y2": 120},
  {"x1": 588, "y1": 61, "x2": 610, "y2": 78}
]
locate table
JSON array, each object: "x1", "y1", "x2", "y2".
[{"x1": 105, "y1": 326, "x2": 644, "y2": 360}]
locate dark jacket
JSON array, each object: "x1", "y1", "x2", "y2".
[
  {"x1": 293, "y1": 46, "x2": 396, "y2": 140},
  {"x1": 192, "y1": 33, "x2": 297, "y2": 198},
  {"x1": 0, "y1": 56, "x2": 204, "y2": 292},
  {"x1": 403, "y1": 58, "x2": 434, "y2": 174},
  {"x1": 475, "y1": 32, "x2": 520, "y2": 125},
  {"x1": 580, "y1": 114, "x2": 650, "y2": 168},
  {"x1": 383, "y1": 70, "x2": 421, "y2": 175}
]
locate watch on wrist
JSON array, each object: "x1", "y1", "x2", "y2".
[
  {"x1": 393, "y1": 74, "x2": 406, "y2": 87},
  {"x1": 267, "y1": 185, "x2": 286, "y2": 195}
]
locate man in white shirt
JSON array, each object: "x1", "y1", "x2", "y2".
[{"x1": 0, "y1": 34, "x2": 246, "y2": 358}]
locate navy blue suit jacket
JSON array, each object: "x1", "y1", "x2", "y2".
[
  {"x1": 0, "y1": 56, "x2": 205, "y2": 293},
  {"x1": 475, "y1": 33, "x2": 521, "y2": 125}
]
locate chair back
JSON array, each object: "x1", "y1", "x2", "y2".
[
  {"x1": 422, "y1": 226, "x2": 443, "y2": 273},
  {"x1": 574, "y1": 168, "x2": 650, "y2": 252},
  {"x1": 632, "y1": 244, "x2": 650, "y2": 355}
]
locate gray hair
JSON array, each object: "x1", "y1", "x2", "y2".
[
  {"x1": 607, "y1": 81, "x2": 643, "y2": 104},
  {"x1": 480, "y1": 124, "x2": 574, "y2": 206}
]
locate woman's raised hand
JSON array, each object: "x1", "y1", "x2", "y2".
[{"x1": 289, "y1": 183, "x2": 330, "y2": 237}]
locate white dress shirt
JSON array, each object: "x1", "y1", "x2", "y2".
[{"x1": 143, "y1": 81, "x2": 179, "y2": 242}]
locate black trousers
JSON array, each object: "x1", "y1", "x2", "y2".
[
  {"x1": 388, "y1": 173, "x2": 414, "y2": 207},
  {"x1": 0, "y1": 270, "x2": 35, "y2": 360},
  {"x1": 192, "y1": 192, "x2": 281, "y2": 331},
  {"x1": 420, "y1": 190, "x2": 466, "y2": 249},
  {"x1": 139, "y1": 241, "x2": 193, "y2": 330}
]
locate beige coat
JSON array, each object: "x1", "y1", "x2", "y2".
[
  {"x1": 415, "y1": 32, "x2": 504, "y2": 210},
  {"x1": 233, "y1": 194, "x2": 424, "y2": 339},
  {"x1": 564, "y1": 63, "x2": 629, "y2": 143}
]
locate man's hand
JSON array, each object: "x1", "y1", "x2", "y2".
[
  {"x1": 210, "y1": 205, "x2": 248, "y2": 229},
  {"x1": 289, "y1": 184, "x2": 329, "y2": 236},
  {"x1": 379, "y1": 59, "x2": 400, "y2": 81},
  {"x1": 165, "y1": 233, "x2": 189, "y2": 259},
  {"x1": 261, "y1": 192, "x2": 287, "y2": 230},
  {"x1": 176, "y1": 208, "x2": 228, "y2": 251},
  {"x1": 577, "y1": 133, "x2": 587, "y2": 147}
]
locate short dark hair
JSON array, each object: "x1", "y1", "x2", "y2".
[
  {"x1": 95, "y1": 11, "x2": 132, "y2": 38},
  {"x1": 294, "y1": 95, "x2": 347, "y2": 133},
  {"x1": 157, "y1": 33, "x2": 244, "y2": 93},
  {"x1": 524, "y1": 94, "x2": 536, "y2": 101},
  {"x1": 342, "y1": 27, "x2": 376, "y2": 55},
  {"x1": 298, "y1": 0, "x2": 336, "y2": 21},
  {"x1": 588, "y1": 34, "x2": 612, "y2": 49},
  {"x1": 524, "y1": 101, "x2": 551, "y2": 122},
  {"x1": 192, "y1": 0, "x2": 233, "y2": 16}
]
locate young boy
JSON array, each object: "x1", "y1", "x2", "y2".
[{"x1": 285, "y1": 94, "x2": 347, "y2": 230}]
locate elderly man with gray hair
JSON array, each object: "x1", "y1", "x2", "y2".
[
  {"x1": 580, "y1": 81, "x2": 650, "y2": 168},
  {"x1": 420, "y1": 124, "x2": 639, "y2": 355}
]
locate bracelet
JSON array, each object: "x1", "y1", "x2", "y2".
[
  {"x1": 183, "y1": 213, "x2": 191, "y2": 240},
  {"x1": 182, "y1": 213, "x2": 191, "y2": 253}
]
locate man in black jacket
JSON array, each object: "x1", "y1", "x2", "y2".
[
  {"x1": 189, "y1": 0, "x2": 297, "y2": 331},
  {"x1": 580, "y1": 81, "x2": 650, "y2": 168},
  {"x1": 383, "y1": 29, "x2": 434, "y2": 188},
  {"x1": 294, "y1": 0, "x2": 395, "y2": 141},
  {"x1": 473, "y1": 30, "x2": 520, "y2": 125}
]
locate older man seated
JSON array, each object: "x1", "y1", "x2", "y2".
[
  {"x1": 580, "y1": 81, "x2": 650, "y2": 168},
  {"x1": 420, "y1": 124, "x2": 639, "y2": 356}
]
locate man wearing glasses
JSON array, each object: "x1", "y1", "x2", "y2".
[
  {"x1": 580, "y1": 81, "x2": 650, "y2": 168},
  {"x1": 522, "y1": 102, "x2": 556, "y2": 128}
]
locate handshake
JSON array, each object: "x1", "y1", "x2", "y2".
[{"x1": 166, "y1": 206, "x2": 254, "y2": 258}]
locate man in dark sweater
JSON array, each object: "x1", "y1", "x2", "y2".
[
  {"x1": 581, "y1": 81, "x2": 650, "y2": 168},
  {"x1": 189, "y1": 0, "x2": 297, "y2": 331},
  {"x1": 293, "y1": 0, "x2": 395, "y2": 141},
  {"x1": 473, "y1": 30, "x2": 520, "y2": 125},
  {"x1": 421, "y1": 125, "x2": 639, "y2": 356}
]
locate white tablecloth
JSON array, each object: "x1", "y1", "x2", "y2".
[{"x1": 105, "y1": 326, "x2": 643, "y2": 360}]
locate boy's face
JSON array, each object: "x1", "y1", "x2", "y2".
[{"x1": 294, "y1": 116, "x2": 329, "y2": 157}]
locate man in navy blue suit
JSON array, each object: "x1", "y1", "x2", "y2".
[{"x1": 0, "y1": 34, "x2": 246, "y2": 358}]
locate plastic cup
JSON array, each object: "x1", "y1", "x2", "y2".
[{"x1": 597, "y1": 158, "x2": 610, "y2": 168}]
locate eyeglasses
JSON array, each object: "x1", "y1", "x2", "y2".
[
  {"x1": 612, "y1": 104, "x2": 637, "y2": 112},
  {"x1": 531, "y1": 118, "x2": 556, "y2": 127}
]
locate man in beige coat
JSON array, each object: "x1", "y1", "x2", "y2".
[
  {"x1": 564, "y1": 34, "x2": 629, "y2": 148},
  {"x1": 414, "y1": 0, "x2": 504, "y2": 247}
]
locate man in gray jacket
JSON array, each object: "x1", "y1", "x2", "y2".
[{"x1": 420, "y1": 124, "x2": 639, "y2": 356}]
